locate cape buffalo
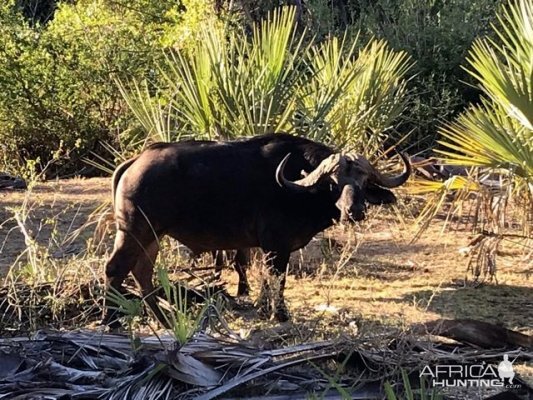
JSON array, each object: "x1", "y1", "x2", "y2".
[{"x1": 104, "y1": 133, "x2": 410, "y2": 325}]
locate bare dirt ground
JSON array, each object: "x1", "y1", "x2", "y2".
[
  {"x1": 0, "y1": 178, "x2": 110, "y2": 272},
  {"x1": 1, "y1": 178, "x2": 532, "y2": 393}
]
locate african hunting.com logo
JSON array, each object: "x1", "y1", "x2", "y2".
[{"x1": 420, "y1": 355, "x2": 522, "y2": 388}]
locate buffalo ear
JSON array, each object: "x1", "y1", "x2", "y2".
[{"x1": 365, "y1": 184, "x2": 396, "y2": 205}]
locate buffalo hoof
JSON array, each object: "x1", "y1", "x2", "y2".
[
  {"x1": 236, "y1": 283, "x2": 250, "y2": 297},
  {"x1": 273, "y1": 306, "x2": 290, "y2": 322}
]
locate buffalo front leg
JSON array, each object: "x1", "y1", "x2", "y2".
[
  {"x1": 234, "y1": 249, "x2": 250, "y2": 296},
  {"x1": 257, "y1": 250, "x2": 290, "y2": 322}
]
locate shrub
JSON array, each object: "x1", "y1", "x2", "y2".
[
  {"x1": 0, "y1": 0, "x2": 221, "y2": 174},
  {"x1": 121, "y1": 6, "x2": 413, "y2": 158},
  {"x1": 413, "y1": 0, "x2": 532, "y2": 240},
  {"x1": 349, "y1": 0, "x2": 502, "y2": 150}
]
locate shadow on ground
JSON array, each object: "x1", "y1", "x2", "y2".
[{"x1": 398, "y1": 283, "x2": 533, "y2": 332}]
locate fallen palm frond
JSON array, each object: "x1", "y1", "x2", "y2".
[
  {"x1": 0, "y1": 330, "x2": 357, "y2": 399},
  {"x1": 0, "y1": 319, "x2": 531, "y2": 399}
]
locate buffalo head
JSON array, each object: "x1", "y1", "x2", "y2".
[{"x1": 275, "y1": 151, "x2": 411, "y2": 222}]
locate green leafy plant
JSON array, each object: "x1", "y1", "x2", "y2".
[
  {"x1": 299, "y1": 36, "x2": 412, "y2": 155},
  {"x1": 351, "y1": 0, "x2": 502, "y2": 150},
  {"x1": 411, "y1": 0, "x2": 532, "y2": 279},
  {"x1": 0, "y1": 0, "x2": 219, "y2": 173},
  {"x1": 438, "y1": 0, "x2": 532, "y2": 181},
  {"x1": 160, "y1": 6, "x2": 309, "y2": 139},
  {"x1": 156, "y1": 267, "x2": 212, "y2": 345},
  {"x1": 120, "y1": 6, "x2": 412, "y2": 159},
  {"x1": 105, "y1": 286, "x2": 144, "y2": 349}
]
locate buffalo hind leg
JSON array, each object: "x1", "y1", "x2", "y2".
[
  {"x1": 103, "y1": 230, "x2": 143, "y2": 329},
  {"x1": 257, "y1": 250, "x2": 290, "y2": 322},
  {"x1": 213, "y1": 249, "x2": 250, "y2": 297},
  {"x1": 131, "y1": 240, "x2": 168, "y2": 327}
]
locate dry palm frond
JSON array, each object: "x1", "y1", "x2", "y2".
[
  {"x1": 0, "y1": 320, "x2": 531, "y2": 399},
  {"x1": 409, "y1": 170, "x2": 532, "y2": 281},
  {"x1": 0, "y1": 330, "x2": 347, "y2": 399}
]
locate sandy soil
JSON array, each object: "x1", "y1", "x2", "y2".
[
  {"x1": 1, "y1": 178, "x2": 531, "y2": 332},
  {"x1": 0, "y1": 178, "x2": 110, "y2": 272},
  {"x1": 0, "y1": 177, "x2": 531, "y2": 393}
]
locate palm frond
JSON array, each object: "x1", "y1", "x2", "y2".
[
  {"x1": 465, "y1": 0, "x2": 533, "y2": 130},
  {"x1": 116, "y1": 78, "x2": 180, "y2": 142},
  {"x1": 0, "y1": 324, "x2": 530, "y2": 399},
  {"x1": 417, "y1": 0, "x2": 533, "y2": 241}
]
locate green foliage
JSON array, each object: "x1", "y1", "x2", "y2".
[
  {"x1": 123, "y1": 6, "x2": 412, "y2": 156},
  {"x1": 350, "y1": 0, "x2": 502, "y2": 149},
  {"x1": 0, "y1": 0, "x2": 517, "y2": 171},
  {"x1": 0, "y1": 1, "x2": 139, "y2": 171},
  {"x1": 301, "y1": 37, "x2": 412, "y2": 154},
  {"x1": 438, "y1": 0, "x2": 532, "y2": 184},
  {"x1": 0, "y1": 0, "x2": 221, "y2": 174},
  {"x1": 412, "y1": 0, "x2": 532, "y2": 237},
  {"x1": 204, "y1": 0, "x2": 503, "y2": 150},
  {"x1": 156, "y1": 268, "x2": 214, "y2": 345},
  {"x1": 159, "y1": 6, "x2": 309, "y2": 139}
]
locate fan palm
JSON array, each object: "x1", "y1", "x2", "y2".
[
  {"x1": 118, "y1": 6, "x2": 412, "y2": 156},
  {"x1": 412, "y1": 0, "x2": 532, "y2": 278},
  {"x1": 438, "y1": 0, "x2": 532, "y2": 182}
]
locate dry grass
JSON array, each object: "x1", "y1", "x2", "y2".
[
  {"x1": 0, "y1": 177, "x2": 110, "y2": 273},
  {"x1": 0, "y1": 177, "x2": 531, "y2": 393}
]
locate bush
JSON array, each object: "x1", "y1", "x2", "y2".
[
  {"x1": 0, "y1": 0, "x2": 221, "y2": 174},
  {"x1": 202, "y1": 0, "x2": 503, "y2": 151},
  {"x1": 121, "y1": 6, "x2": 413, "y2": 158},
  {"x1": 332, "y1": 0, "x2": 502, "y2": 150},
  {"x1": 0, "y1": 0, "x2": 508, "y2": 172}
]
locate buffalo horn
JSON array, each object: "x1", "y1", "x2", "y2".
[
  {"x1": 276, "y1": 153, "x2": 341, "y2": 192},
  {"x1": 371, "y1": 151, "x2": 411, "y2": 188}
]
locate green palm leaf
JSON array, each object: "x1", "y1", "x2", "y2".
[
  {"x1": 417, "y1": 0, "x2": 533, "y2": 238},
  {"x1": 439, "y1": 0, "x2": 532, "y2": 184}
]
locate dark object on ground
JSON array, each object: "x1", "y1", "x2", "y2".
[
  {"x1": 411, "y1": 156, "x2": 447, "y2": 180},
  {"x1": 0, "y1": 172, "x2": 27, "y2": 190},
  {"x1": 413, "y1": 318, "x2": 532, "y2": 349},
  {"x1": 104, "y1": 133, "x2": 410, "y2": 327}
]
